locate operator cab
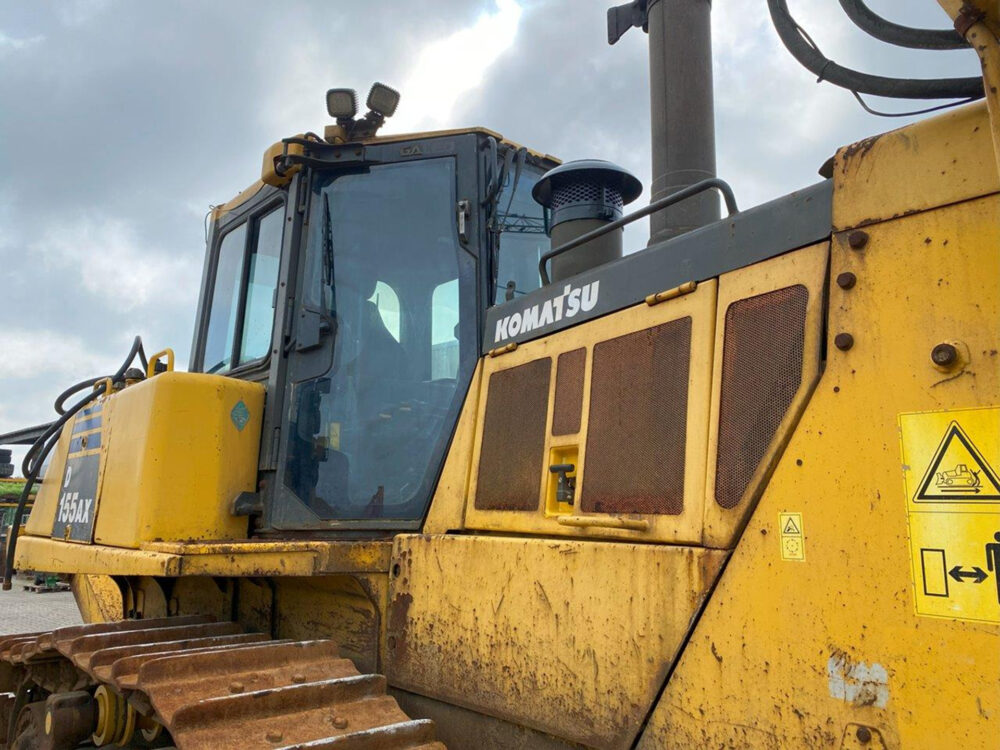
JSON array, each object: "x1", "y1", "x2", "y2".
[{"x1": 189, "y1": 85, "x2": 556, "y2": 533}]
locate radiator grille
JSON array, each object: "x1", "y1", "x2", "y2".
[
  {"x1": 475, "y1": 358, "x2": 551, "y2": 511},
  {"x1": 580, "y1": 318, "x2": 692, "y2": 515},
  {"x1": 552, "y1": 348, "x2": 586, "y2": 436},
  {"x1": 715, "y1": 285, "x2": 809, "y2": 510}
]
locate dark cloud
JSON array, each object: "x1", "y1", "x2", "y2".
[{"x1": 0, "y1": 0, "x2": 982, "y2": 470}]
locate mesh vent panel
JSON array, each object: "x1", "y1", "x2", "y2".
[
  {"x1": 552, "y1": 348, "x2": 586, "y2": 436},
  {"x1": 550, "y1": 182, "x2": 624, "y2": 211},
  {"x1": 580, "y1": 318, "x2": 692, "y2": 515},
  {"x1": 475, "y1": 358, "x2": 551, "y2": 511},
  {"x1": 715, "y1": 285, "x2": 809, "y2": 510}
]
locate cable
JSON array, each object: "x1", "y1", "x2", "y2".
[
  {"x1": 838, "y1": 0, "x2": 967, "y2": 51},
  {"x1": 768, "y1": 0, "x2": 983, "y2": 100},
  {"x1": 851, "y1": 90, "x2": 977, "y2": 118},
  {"x1": 3, "y1": 336, "x2": 147, "y2": 590}
]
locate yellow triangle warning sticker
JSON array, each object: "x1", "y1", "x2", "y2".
[
  {"x1": 915, "y1": 421, "x2": 1000, "y2": 502},
  {"x1": 782, "y1": 516, "x2": 801, "y2": 534}
]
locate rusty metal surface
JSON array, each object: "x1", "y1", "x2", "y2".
[
  {"x1": 551, "y1": 348, "x2": 586, "y2": 436},
  {"x1": 101, "y1": 633, "x2": 269, "y2": 686},
  {"x1": 714, "y1": 285, "x2": 808, "y2": 509},
  {"x1": 580, "y1": 317, "x2": 692, "y2": 515},
  {"x1": 474, "y1": 358, "x2": 551, "y2": 511},
  {"x1": 1, "y1": 617, "x2": 442, "y2": 749}
]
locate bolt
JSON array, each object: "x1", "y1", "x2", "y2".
[
  {"x1": 848, "y1": 230, "x2": 869, "y2": 249},
  {"x1": 836, "y1": 272, "x2": 856, "y2": 289},
  {"x1": 291, "y1": 673, "x2": 306, "y2": 684},
  {"x1": 834, "y1": 333, "x2": 854, "y2": 351},
  {"x1": 266, "y1": 730, "x2": 284, "y2": 743},
  {"x1": 333, "y1": 716, "x2": 349, "y2": 729},
  {"x1": 856, "y1": 726, "x2": 872, "y2": 744},
  {"x1": 229, "y1": 681, "x2": 244, "y2": 694},
  {"x1": 931, "y1": 343, "x2": 958, "y2": 367}
]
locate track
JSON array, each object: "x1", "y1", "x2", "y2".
[{"x1": 0, "y1": 616, "x2": 444, "y2": 749}]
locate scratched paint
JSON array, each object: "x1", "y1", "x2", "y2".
[{"x1": 827, "y1": 652, "x2": 889, "y2": 709}]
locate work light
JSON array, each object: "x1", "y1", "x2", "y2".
[
  {"x1": 367, "y1": 83, "x2": 400, "y2": 118},
  {"x1": 326, "y1": 88, "x2": 358, "y2": 119}
]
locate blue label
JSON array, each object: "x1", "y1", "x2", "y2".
[{"x1": 231, "y1": 400, "x2": 250, "y2": 431}]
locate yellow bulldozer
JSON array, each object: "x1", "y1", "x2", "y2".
[{"x1": 1, "y1": 1, "x2": 998, "y2": 747}]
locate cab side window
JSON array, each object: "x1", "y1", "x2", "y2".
[
  {"x1": 203, "y1": 205, "x2": 284, "y2": 373},
  {"x1": 239, "y1": 208, "x2": 283, "y2": 362}
]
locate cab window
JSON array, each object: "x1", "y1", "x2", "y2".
[
  {"x1": 203, "y1": 205, "x2": 284, "y2": 373},
  {"x1": 494, "y1": 167, "x2": 547, "y2": 304}
]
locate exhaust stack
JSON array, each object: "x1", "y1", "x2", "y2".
[{"x1": 609, "y1": 0, "x2": 719, "y2": 244}]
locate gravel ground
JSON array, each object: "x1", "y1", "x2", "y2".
[{"x1": 0, "y1": 578, "x2": 83, "y2": 635}]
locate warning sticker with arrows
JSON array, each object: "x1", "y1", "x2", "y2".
[{"x1": 899, "y1": 407, "x2": 1000, "y2": 624}]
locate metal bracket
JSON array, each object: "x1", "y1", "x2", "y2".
[
  {"x1": 607, "y1": 0, "x2": 650, "y2": 45},
  {"x1": 231, "y1": 492, "x2": 263, "y2": 517}
]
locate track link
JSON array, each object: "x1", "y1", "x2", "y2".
[{"x1": 0, "y1": 617, "x2": 444, "y2": 749}]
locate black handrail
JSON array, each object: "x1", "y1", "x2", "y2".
[{"x1": 538, "y1": 177, "x2": 738, "y2": 285}]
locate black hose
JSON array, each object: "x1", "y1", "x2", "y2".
[
  {"x1": 768, "y1": 0, "x2": 983, "y2": 100},
  {"x1": 3, "y1": 336, "x2": 147, "y2": 590},
  {"x1": 53, "y1": 342, "x2": 146, "y2": 415},
  {"x1": 838, "y1": 0, "x2": 967, "y2": 51}
]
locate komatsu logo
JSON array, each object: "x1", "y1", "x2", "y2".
[{"x1": 494, "y1": 281, "x2": 599, "y2": 343}]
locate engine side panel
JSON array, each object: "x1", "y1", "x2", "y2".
[
  {"x1": 638, "y1": 193, "x2": 1000, "y2": 749},
  {"x1": 386, "y1": 534, "x2": 726, "y2": 749}
]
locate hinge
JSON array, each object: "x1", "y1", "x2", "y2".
[
  {"x1": 487, "y1": 342, "x2": 518, "y2": 358},
  {"x1": 645, "y1": 280, "x2": 697, "y2": 306}
]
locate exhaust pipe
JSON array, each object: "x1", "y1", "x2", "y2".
[{"x1": 610, "y1": 0, "x2": 719, "y2": 244}]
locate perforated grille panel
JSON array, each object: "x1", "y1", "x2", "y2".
[
  {"x1": 580, "y1": 318, "x2": 692, "y2": 515},
  {"x1": 550, "y1": 182, "x2": 624, "y2": 211},
  {"x1": 715, "y1": 285, "x2": 809, "y2": 510},
  {"x1": 552, "y1": 348, "x2": 586, "y2": 436},
  {"x1": 475, "y1": 358, "x2": 552, "y2": 511}
]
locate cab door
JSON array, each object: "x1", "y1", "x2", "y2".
[{"x1": 270, "y1": 151, "x2": 481, "y2": 530}]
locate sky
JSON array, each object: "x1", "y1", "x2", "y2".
[{"x1": 0, "y1": 0, "x2": 980, "y2": 472}]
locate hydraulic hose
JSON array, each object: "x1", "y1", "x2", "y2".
[
  {"x1": 838, "y1": 0, "x2": 967, "y2": 51},
  {"x1": 768, "y1": 0, "x2": 983, "y2": 100},
  {"x1": 2, "y1": 336, "x2": 147, "y2": 590}
]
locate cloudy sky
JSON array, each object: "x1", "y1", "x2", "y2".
[{"x1": 0, "y1": 0, "x2": 979, "y2": 471}]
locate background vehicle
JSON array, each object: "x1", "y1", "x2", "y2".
[{"x1": 1, "y1": 1, "x2": 998, "y2": 747}]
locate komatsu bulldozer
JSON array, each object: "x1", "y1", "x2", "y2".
[{"x1": 1, "y1": 1, "x2": 998, "y2": 747}]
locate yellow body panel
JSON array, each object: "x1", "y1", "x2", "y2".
[
  {"x1": 15, "y1": 535, "x2": 181, "y2": 576},
  {"x1": 638, "y1": 196, "x2": 1000, "y2": 747},
  {"x1": 702, "y1": 242, "x2": 829, "y2": 548},
  {"x1": 15, "y1": 536, "x2": 391, "y2": 577},
  {"x1": 833, "y1": 101, "x2": 999, "y2": 231},
  {"x1": 93, "y1": 372, "x2": 262, "y2": 547},
  {"x1": 386, "y1": 534, "x2": 727, "y2": 749},
  {"x1": 463, "y1": 280, "x2": 717, "y2": 544}
]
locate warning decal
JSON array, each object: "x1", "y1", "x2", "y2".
[
  {"x1": 899, "y1": 407, "x2": 1000, "y2": 624},
  {"x1": 914, "y1": 421, "x2": 1000, "y2": 502},
  {"x1": 779, "y1": 512, "x2": 805, "y2": 561}
]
